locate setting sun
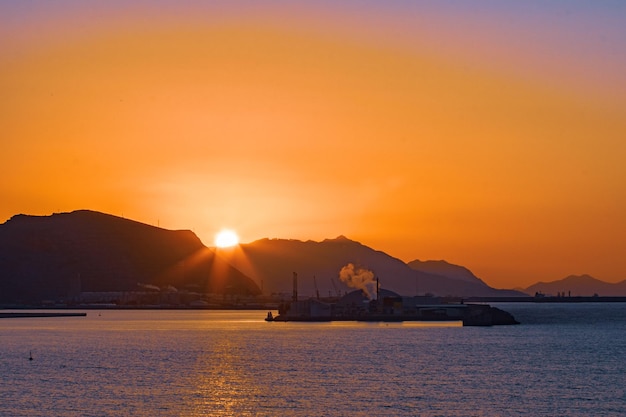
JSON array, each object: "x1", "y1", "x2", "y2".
[{"x1": 214, "y1": 229, "x2": 239, "y2": 248}]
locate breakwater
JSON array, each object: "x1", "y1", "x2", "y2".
[{"x1": 0, "y1": 312, "x2": 87, "y2": 319}]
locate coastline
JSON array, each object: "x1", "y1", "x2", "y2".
[{"x1": 467, "y1": 296, "x2": 626, "y2": 303}]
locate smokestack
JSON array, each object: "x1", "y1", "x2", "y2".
[
  {"x1": 314, "y1": 275, "x2": 320, "y2": 300},
  {"x1": 292, "y1": 272, "x2": 298, "y2": 302},
  {"x1": 376, "y1": 277, "x2": 379, "y2": 301}
]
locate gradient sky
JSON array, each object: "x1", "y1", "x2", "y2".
[{"x1": 2, "y1": 1, "x2": 625, "y2": 288}]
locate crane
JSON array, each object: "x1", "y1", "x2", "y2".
[{"x1": 330, "y1": 276, "x2": 341, "y2": 298}]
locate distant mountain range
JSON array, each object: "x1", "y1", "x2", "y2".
[
  {"x1": 3, "y1": 210, "x2": 622, "y2": 304},
  {"x1": 523, "y1": 274, "x2": 626, "y2": 297}
]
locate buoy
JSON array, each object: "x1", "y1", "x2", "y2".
[{"x1": 29, "y1": 351, "x2": 33, "y2": 361}]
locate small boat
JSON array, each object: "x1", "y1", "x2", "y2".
[{"x1": 265, "y1": 312, "x2": 274, "y2": 322}]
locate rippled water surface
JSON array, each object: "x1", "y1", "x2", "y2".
[{"x1": 2, "y1": 304, "x2": 626, "y2": 416}]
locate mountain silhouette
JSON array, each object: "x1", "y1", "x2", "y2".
[
  {"x1": 0, "y1": 211, "x2": 527, "y2": 303},
  {"x1": 407, "y1": 259, "x2": 490, "y2": 285},
  {"x1": 0, "y1": 210, "x2": 260, "y2": 303},
  {"x1": 225, "y1": 236, "x2": 524, "y2": 298},
  {"x1": 524, "y1": 274, "x2": 626, "y2": 296}
]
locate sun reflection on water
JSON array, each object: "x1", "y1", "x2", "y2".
[{"x1": 187, "y1": 338, "x2": 260, "y2": 416}]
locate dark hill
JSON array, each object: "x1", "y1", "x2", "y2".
[
  {"x1": 407, "y1": 259, "x2": 489, "y2": 285},
  {"x1": 229, "y1": 236, "x2": 523, "y2": 298},
  {"x1": 524, "y1": 274, "x2": 626, "y2": 296},
  {"x1": 407, "y1": 259, "x2": 524, "y2": 297},
  {"x1": 0, "y1": 210, "x2": 260, "y2": 303}
]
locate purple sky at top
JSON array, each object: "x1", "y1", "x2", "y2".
[{"x1": 2, "y1": 0, "x2": 624, "y2": 99}]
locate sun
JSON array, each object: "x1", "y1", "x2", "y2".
[{"x1": 214, "y1": 229, "x2": 239, "y2": 248}]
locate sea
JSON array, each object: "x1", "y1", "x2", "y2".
[{"x1": 2, "y1": 303, "x2": 625, "y2": 416}]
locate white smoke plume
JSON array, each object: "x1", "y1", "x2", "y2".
[{"x1": 338, "y1": 263, "x2": 378, "y2": 299}]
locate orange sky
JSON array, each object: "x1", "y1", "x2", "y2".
[{"x1": 2, "y1": 1, "x2": 625, "y2": 288}]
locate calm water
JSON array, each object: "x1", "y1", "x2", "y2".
[{"x1": 2, "y1": 303, "x2": 625, "y2": 416}]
